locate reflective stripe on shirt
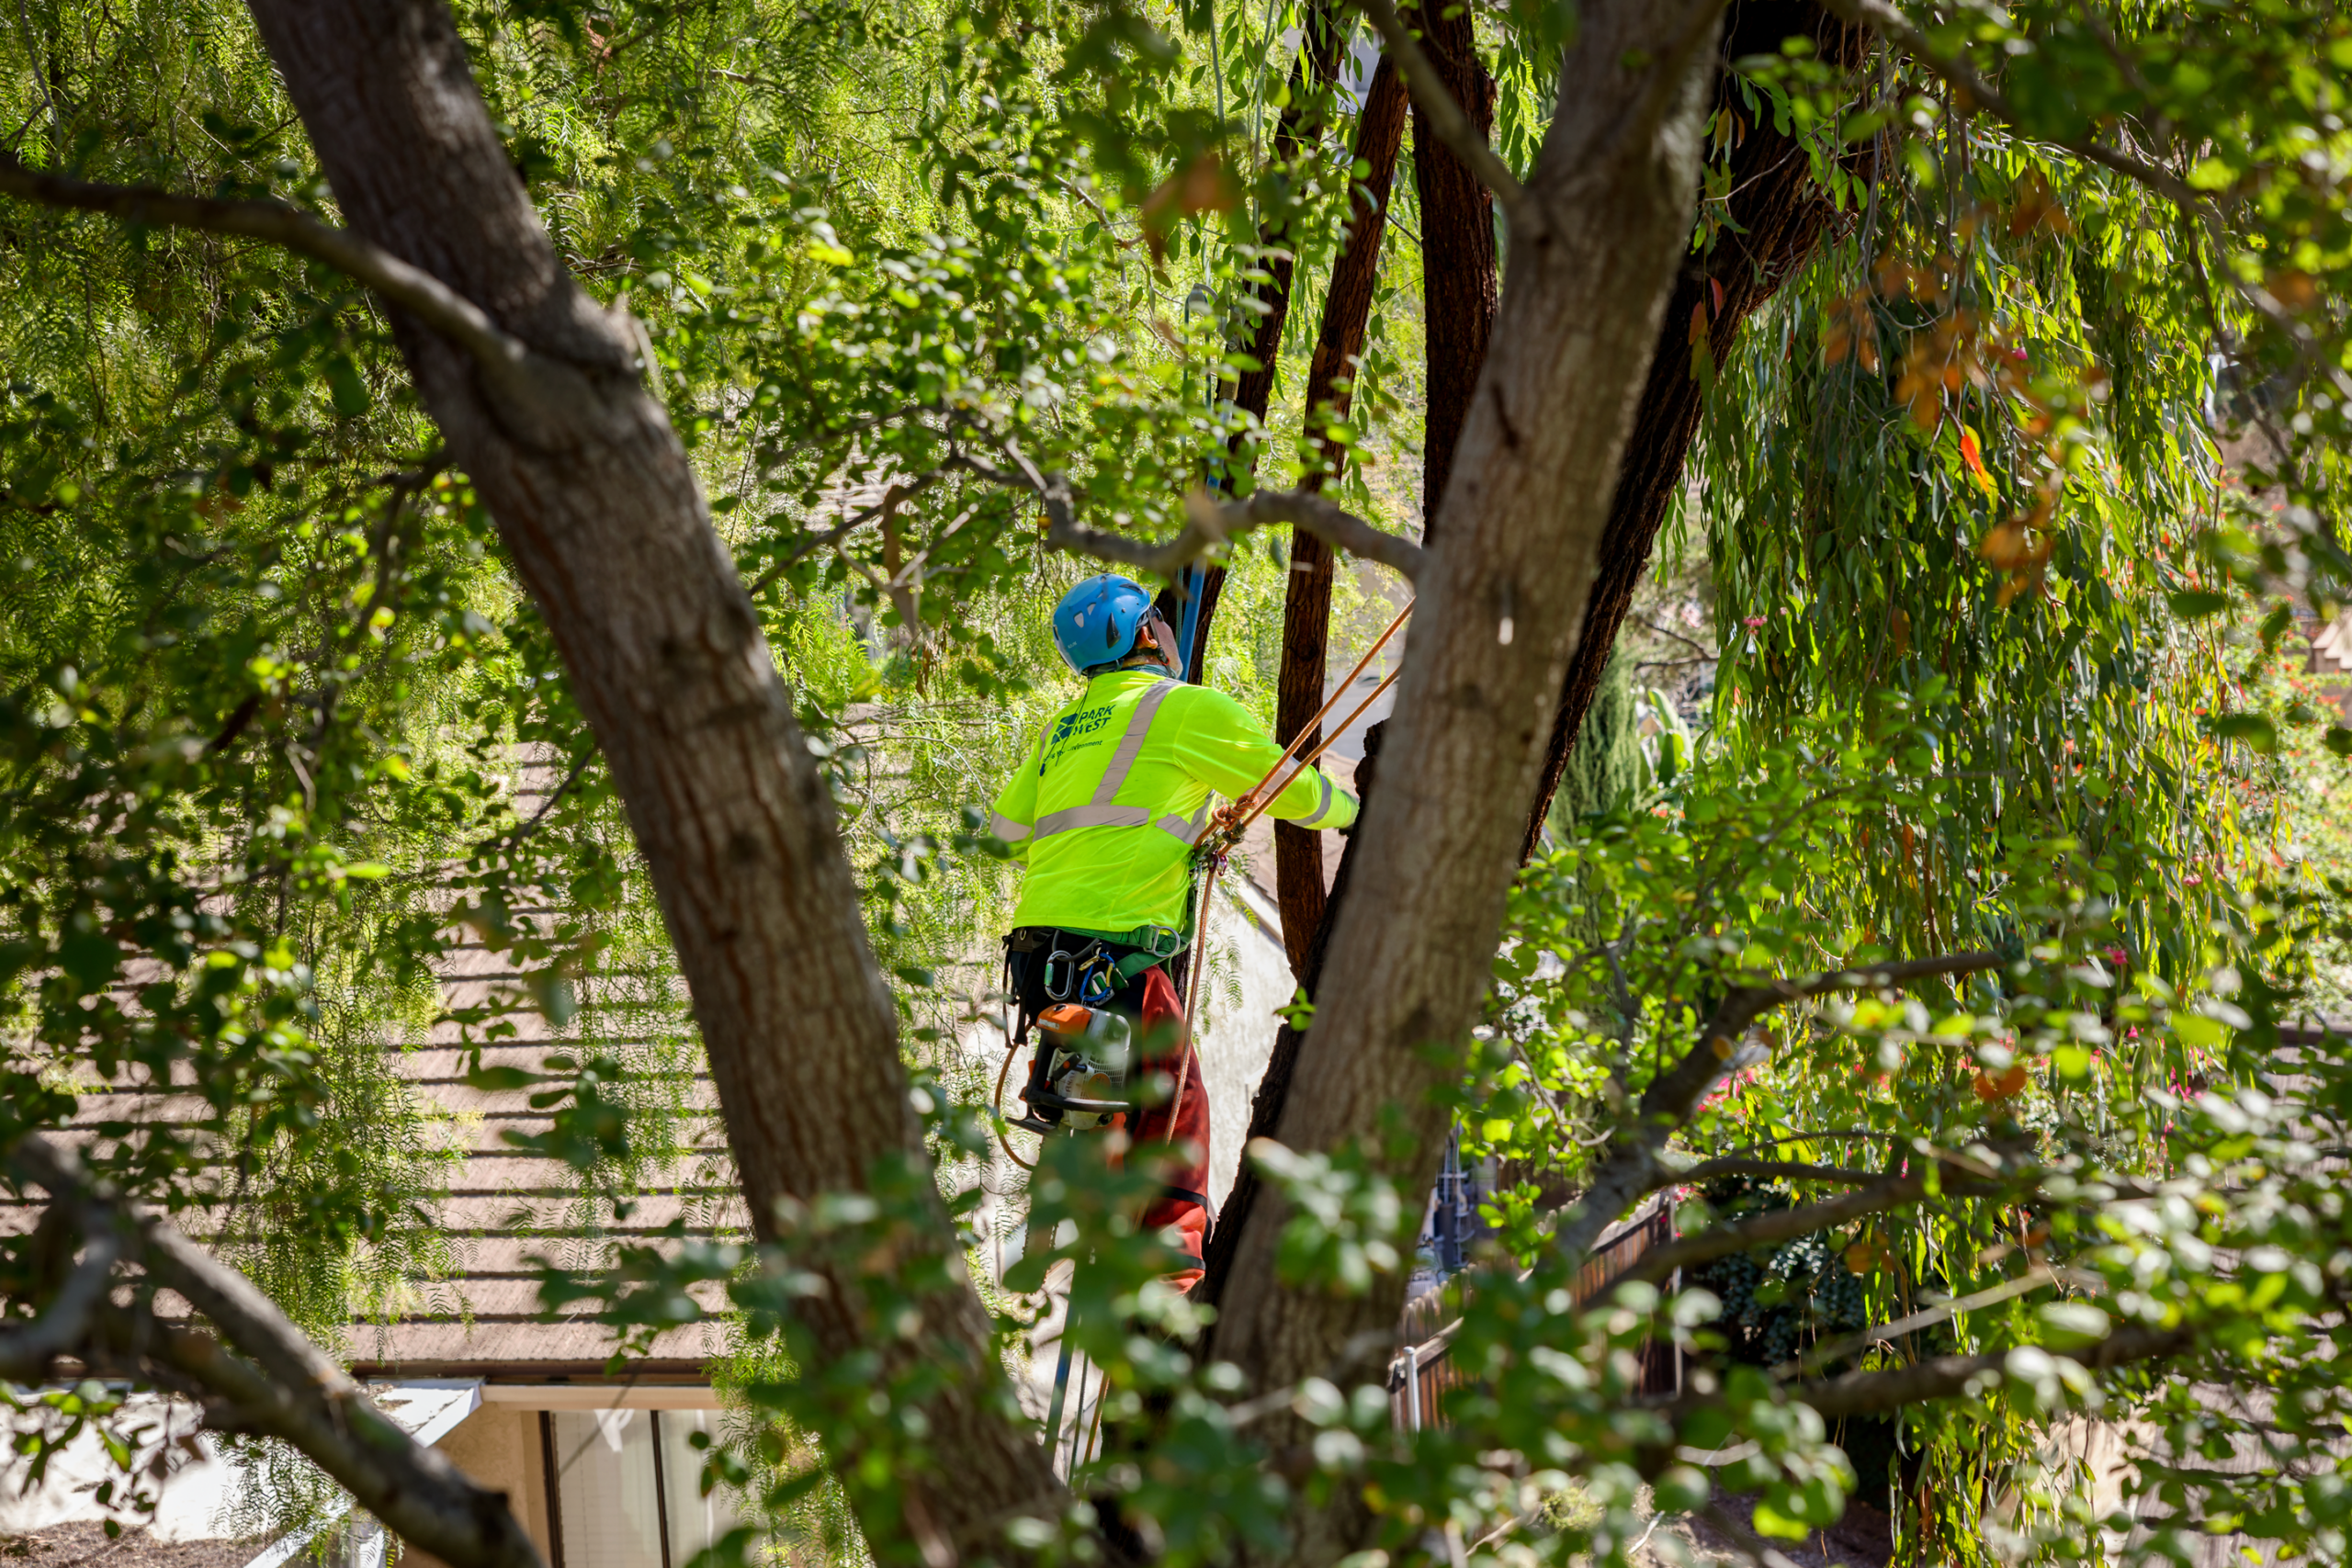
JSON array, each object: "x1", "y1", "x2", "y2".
[
  {"x1": 1295, "y1": 772, "x2": 1340, "y2": 829},
  {"x1": 1029, "y1": 679, "x2": 1179, "y2": 842},
  {"x1": 989, "y1": 809, "x2": 1033, "y2": 844}
]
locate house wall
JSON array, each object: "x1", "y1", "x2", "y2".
[{"x1": 402, "y1": 1407, "x2": 552, "y2": 1568}]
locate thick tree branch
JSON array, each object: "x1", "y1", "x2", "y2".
[
  {"x1": 953, "y1": 443, "x2": 1423, "y2": 582},
  {"x1": 1187, "y1": 489, "x2": 1425, "y2": 581},
  {"x1": 0, "y1": 154, "x2": 536, "y2": 376},
  {"x1": 8, "y1": 1135, "x2": 544, "y2": 1568},
  {"x1": 1613, "y1": 1175, "x2": 1928, "y2": 1291},
  {"x1": 1351, "y1": 0, "x2": 1532, "y2": 227},
  {"x1": 1550, "y1": 949, "x2": 2006, "y2": 1266}
]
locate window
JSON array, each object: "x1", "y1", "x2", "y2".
[{"x1": 545, "y1": 1410, "x2": 750, "y2": 1568}]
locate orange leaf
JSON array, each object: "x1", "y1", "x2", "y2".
[
  {"x1": 1973, "y1": 1064, "x2": 2031, "y2": 1101},
  {"x1": 1979, "y1": 521, "x2": 2030, "y2": 570},
  {"x1": 1139, "y1": 152, "x2": 1239, "y2": 263},
  {"x1": 1959, "y1": 425, "x2": 1997, "y2": 497}
]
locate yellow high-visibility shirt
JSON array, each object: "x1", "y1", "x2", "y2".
[{"x1": 989, "y1": 669, "x2": 1359, "y2": 938}]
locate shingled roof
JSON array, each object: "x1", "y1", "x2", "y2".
[{"x1": 8, "y1": 756, "x2": 748, "y2": 1385}]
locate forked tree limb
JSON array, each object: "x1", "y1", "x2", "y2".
[
  {"x1": 954, "y1": 443, "x2": 1425, "y2": 581},
  {"x1": 0, "y1": 154, "x2": 539, "y2": 377},
  {"x1": 7, "y1": 1135, "x2": 546, "y2": 1568},
  {"x1": 238, "y1": 0, "x2": 1063, "y2": 1549}
]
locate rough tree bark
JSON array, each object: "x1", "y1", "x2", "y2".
[
  {"x1": 239, "y1": 0, "x2": 1060, "y2": 1558},
  {"x1": 1272, "y1": 56, "x2": 1410, "y2": 978},
  {"x1": 1163, "y1": 6, "x2": 1345, "y2": 677},
  {"x1": 1208, "y1": 3, "x2": 1726, "y2": 1555},
  {"x1": 1520, "y1": 0, "x2": 1869, "y2": 858},
  {"x1": 1409, "y1": 0, "x2": 1498, "y2": 545}
]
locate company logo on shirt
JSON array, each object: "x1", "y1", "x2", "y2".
[{"x1": 1039, "y1": 701, "x2": 1116, "y2": 775}]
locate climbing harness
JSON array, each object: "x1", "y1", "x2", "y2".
[{"x1": 995, "y1": 596, "x2": 1414, "y2": 1160}]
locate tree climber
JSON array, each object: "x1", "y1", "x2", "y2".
[{"x1": 990, "y1": 572, "x2": 1361, "y2": 1289}]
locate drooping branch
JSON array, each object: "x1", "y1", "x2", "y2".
[
  {"x1": 7, "y1": 1135, "x2": 545, "y2": 1568},
  {"x1": 0, "y1": 154, "x2": 537, "y2": 377},
  {"x1": 952, "y1": 442, "x2": 1424, "y2": 582},
  {"x1": 1612, "y1": 1175, "x2": 1927, "y2": 1290},
  {"x1": 1775, "y1": 1263, "x2": 2059, "y2": 1381},
  {"x1": 1816, "y1": 0, "x2": 2199, "y2": 207},
  {"x1": 1351, "y1": 0, "x2": 1532, "y2": 226},
  {"x1": 1521, "y1": 0, "x2": 1871, "y2": 859}
]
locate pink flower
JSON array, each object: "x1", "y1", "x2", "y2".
[{"x1": 1743, "y1": 615, "x2": 1767, "y2": 631}]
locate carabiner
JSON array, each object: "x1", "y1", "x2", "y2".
[
  {"x1": 1043, "y1": 945, "x2": 1078, "y2": 1002},
  {"x1": 1078, "y1": 953, "x2": 1116, "y2": 1006}
]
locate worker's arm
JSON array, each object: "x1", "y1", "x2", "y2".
[
  {"x1": 1164, "y1": 687, "x2": 1359, "y2": 830},
  {"x1": 988, "y1": 723, "x2": 1045, "y2": 860}
]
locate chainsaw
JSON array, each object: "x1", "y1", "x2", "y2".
[{"x1": 1011, "y1": 1001, "x2": 1136, "y2": 1135}]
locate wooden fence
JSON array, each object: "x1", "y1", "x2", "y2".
[{"x1": 1388, "y1": 1201, "x2": 1677, "y2": 1430}]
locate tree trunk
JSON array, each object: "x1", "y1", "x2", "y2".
[
  {"x1": 1204, "y1": 0, "x2": 1860, "y2": 1322},
  {"x1": 1410, "y1": 0, "x2": 1498, "y2": 546},
  {"x1": 1273, "y1": 55, "x2": 1410, "y2": 978},
  {"x1": 1164, "y1": 6, "x2": 1346, "y2": 677},
  {"x1": 1520, "y1": 0, "x2": 1869, "y2": 858},
  {"x1": 241, "y1": 1, "x2": 1061, "y2": 1557},
  {"x1": 1207, "y1": 4, "x2": 1724, "y2": 1555}
]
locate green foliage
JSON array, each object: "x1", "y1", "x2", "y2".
[{"x1": 8, "y1": 0, "x2": 2352, "y2": 1563}]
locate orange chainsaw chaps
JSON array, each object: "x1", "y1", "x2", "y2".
[{"x1": 1117, "y1": 964, "x2": 1211, "y2": 1284}]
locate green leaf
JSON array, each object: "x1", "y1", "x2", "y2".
[
  {"x1": 2166, "y1": 589, "x2": 2230, "y2": 619},
  {"x1": 1750, "y1": 1496, "x2": 1812, "y2": 1540},
  {"x1": 2211, "y1": 713, "x2": 2278, "y2": 753},
  {"x1": 2173, "y1": 1013, "x2": 2226, "y2": 1048},
  {"x1": 464, "y1": 1066, "x2": 536, "y2": 1091},
  {"x1": 326, "y1": 355, "x2": 371, "y2": 418}
]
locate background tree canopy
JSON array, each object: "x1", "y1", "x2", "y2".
[{"x1": 4, "y1": 0, "x2": 2352, "y2": 1565}]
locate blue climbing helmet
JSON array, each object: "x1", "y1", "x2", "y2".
[{"x1": 1050, "y1": 573, "x2": 1161, "y2": 678}]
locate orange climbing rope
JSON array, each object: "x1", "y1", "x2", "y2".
[{"x1": 1170, "y1": 597, "x2": 1413, "y2": 1134}]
